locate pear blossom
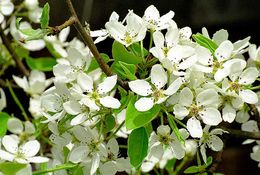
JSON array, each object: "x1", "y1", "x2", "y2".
[
  {"x1": 24, "y1": 0, "x2": 42, "y2": 23},
  {"x1": 248, "y1": 44, "x2": 260, "y2": 64},
  {"x1": 7, "y1": 118, "x2": 35, "y2": 137},
  {"x1": 0, "y1": 135, "x2": 49, "y2": 164},
  {"x1": 129, "y1": 64, "x2": 183, "y2": 111},
  {"x1": 105, "y1": 11, "x2": 147, "y2": 47},
  {"x1": 199, "y1": 126, "x2": 226, "y2": 163},
  {"x1": 0, "y1": 0, "x2": 14, "y2": 24},
  {"x1": 174, "y1": 87, "x2": 222, "y2": 138},
  {"x1": 76, "y1": 74, "x2": 120, "y2": 111},
  {"x1": 250, "y1": 142, "x2": 260, "y2": 167},
  {"x1": 143, "y1": 5, "x2": 175, "y2": 31},
  {"x1": 13, "y1": 70, "x2": 52, "y2": 97},
  {"x1": 0, "y1": 88, "x2": 6, "y2": 111}
]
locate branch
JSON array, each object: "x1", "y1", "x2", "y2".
[
  {"x1": 0, "y1": 26, "x2": 30, "y2": 76},
  {"x1": 220, "y1": 126, "x2": 260, "y2": 140},
  {"x1": 250, "y1": 104, "x2": 260, "y2": 129},
  {"x1": 48, "y1": 16, "x2": 77, "y2": 35},
  {"x1": 65, "y1": 0, "x2": 128, "y2": 90}
]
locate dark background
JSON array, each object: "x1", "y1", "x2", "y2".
[{"x1": 40, "y1": 0, "x2": 260, "y2": 174}]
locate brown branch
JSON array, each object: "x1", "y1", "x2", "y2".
[
  {"x1": 48, "y1": 16, "x2": 77, "y2": 35},
  {"x1": 0, "y1": 26, "x2": 30, "y2": 76},
  {"x1": 220, "y1": 126, "x2": 260, "y2": 140},
  {"x1": 65, "y1": 0, "x2": 128, "y2": 90}
]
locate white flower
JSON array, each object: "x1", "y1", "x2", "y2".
[
  {"x1": 129, "y1": 64, "x2": 183, "y2": 111},
  {"x1": 45, "y1": 27, "x2": 70, "y2": 58},
  {"x1": 249, "y1": 44, "x2": 260, "y2": 63},
  {"x1": 0, "y1": 0, "x2": 14, "y2": 24},
  {"x1": 13, "y1": 70, "x2": 52, "y2": 97},
  {"x1": 24, "y1": 0, "x2": 39, "y2": 11},
  {"x1": 174, "y1": 87, "x2": 222, "y2": 138},
  {"x1": 77, "y1": 73, "x2": 120, "y2": 111},
  {"x1": 250, "y1": 142, "x2": 260, "y2": 167},
  {"x1": 7, "y1": 118, "x2": 35, "y2": 136},
  {"x1": 105, "y1": 11, "x2": 147, "y2": 47},
  {"x1": 53, "y1": 47, "x2": 91, "y2": 83},
  {"x1": 143, "y1": 5, "x2": 175, "y2": 31},
  {"x1": 0, "y1": 88, "x2": 6, "y2": 111},
  {"x1": 10, "y1": 18, "x2": 45, "y2": 51},
  {"x1": 0, "y1": 135, "x2": 49, "y2": 164},
  {"x1": 199, "y1": 126, "x2": 226, "y2": 163}
]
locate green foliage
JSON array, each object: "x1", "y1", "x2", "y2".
[
  {"x1": 0, "y1": 112, "x2": 11, "y2": 137},
  {"x1": 192, "y1": 33, "x2": 218, "y2": 53},
  {"x1": 126, "y1": 96, "x2": 160, "y2": 130},
  {"x1": 25, "y1": 56, "x2": 57, "y2": 72},
  {"x1": 128, "y1": 127, "x2": 148, "y2": 168},
  {"x1": 111, "y1": 61, "x2": 137, "y2": 80},
  {"x1": 184, "y1": 157, "x2": 213, "y2": 174},
  {"x1": 167, "y1": 115, "x2": 185, "y2": 144},
  {"x1": 112, "y1": 41, "x2": 143, "y2": 65},
  {"x1": 87, "y1": 53, "x2": 110, "y2": 72},
  {"x1": 129, "y1": 42, "x2": 149, "y2": 57},
  {"x1": 40, "y1": 3, "x2": 50, "y2": 29},
  {"x1": 0, "y1": 162, "x2": 27, "y2": 175},
  {"x1": 97, "y1": 114, "x2": 116, "y2": 134}
]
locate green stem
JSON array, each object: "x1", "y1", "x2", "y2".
[
  {"x1": 32, "y1": 163, "x2": 77, "y2": 175},
  {"x1": 7, "y1": 80, "x2": 30, "y2": 121},
  {"x1": 173, "y1": 157, "x2": 188, "y2": 175},
  {"x1": 154, "y1": 168, "x2": 160, "y2": 175},
  {"x1": 197, "y1": 151, "x2": 202, "y2": 166},
  {"x1": 140, "y1": 41, "x2": 144, "y2": 59},
  {"x1": 105, "y1": 121, "x2": 125, "y2": 141},
  {"x1": 250, "y1": 85, "x2": 260, "y2": 90},
  {"x1": 149, "y1": 30, "x2": 154, "y2": 50}
]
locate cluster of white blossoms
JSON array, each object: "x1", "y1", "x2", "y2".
[{"x1": 1, "y1": 2, "x2": 260, "y2": 175}]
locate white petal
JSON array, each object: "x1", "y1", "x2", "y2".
[
  {"x1": 81, "y1": 97, "x2": 100, "y2": 111},
  {"x1": 27, "y1": 156, "x2": 49, "y2": 163},
  {"x1": 157, "y1": 125, "x2": 171, "y2": 136},
  {"x1": 71, "y1": 113, "x2": 87, "y2": 126},
  {"x1": 0, "y1": 150, "x2": 14, "y2": 161},
  {"x1": 99, "y1": 161, "x2": 117, "y2": 175},
  {"x1": 158, "y1": 11, "x2": 175, "y2": 28},
  {"x1": 212, "y1": 29, "x2": 229, "y2": 45},
  {"x1": 107, "y1": 138, "x2": 119, "y2": 157},
  {"x1": 151, "y1": 64, "x2": 167, "y2": 89},
  {"x1": 144, "y1": 5, "x2": 160, "y2": 22},
  {"x1": 214, "y1": 40, "x2": 233, "y2": 62},
  {"x1": 208, "y1": 135, "x2": 224, "y2": 151},
  {"x1": 63, "y1": 100, "x2": 82, "y2": 115},
  {"x1": 178, "y1": 54, "x2": 198, "y2": 70},
  {"x1": 67, "y1": 47, "x2": 85, "y2": 68},
  {"x1": 164, "y1": 77, "x2": 183, "y2": 96},
  {"x1": 13, "y1": 76, "x2": 29, "y2": 91},
  {"x1": 235, "y1": 110, "x2": 250, "y2": 123},
  {"x1": 239, "y1": 89, "x2": 258, "y2": 104},
  {"x1": 129, "y1": 80, "x2": 152, "y2": 96},
  {"x1": 238, "y1": 67, "x2": 259, "y2": 85},
  {"x1": 59, "y1": 27, "x2": 70, "y2": 42},
  {"x1": 187, "y1": 117, "x2": 203, "y2": 138},
  {"x1": 222, "y1": 104, "x2": 236, "y2": 123},
  {"x1": 173, "y1": 104, "x2": 189, "y2": 120},
  {"x1": 134, "y1": 97, "x2": 154, "y2": 112},
  {"x1": 199, "y1": 107, "x2": 222, "y2": 126},
  {"x1": 153, "y1": 31, "x2": 164, "y2": 48},
  {"x1": 169, "y1": 141, "x2": 185, "y2": 160},
  {"x1": 2, "y1": 135, "x2": 18, "y2": 154},
  {"x1": 214, "y1": 68, "x2": 230, "y2": 82},
  {"x1": 99, "y1": 96, "x2": 121, "y2": 109},
  {"x1": 150, "y1": 47, "x2": 165, "y2": 60},
  {"x1": 21, "y1": 140, "x2": 40, "y2": 157},
  {"x1": 241, "y1": 120, "x2": 259, "y2": 132},
  {"x1": 200, "y1": 144, "x2": 207, "y2": 163},
  {"x1": 179, "y1": 27, "x2": 192, "y2": 40},
  {"x1": 178, "y1": 87, "x2": 193, "y2": 106},
  {"x1": 0, "y1": 1, "x2": 14, "y2": 15},
  {"x1": 91, "y1": 154, "x2": 100, "y2": 175},
  {"x1": 196, "y1": 89, "x2": 219, "y2": 107},
  {"x1": 97, "y1": 75, "x2": 117, "y2": 94},
  {"x1": 0, "y1": 88, "x2": 6, "y2": 111},
  {"x1": 77, "y1": 72, "x2": 94, "y2": 92},
  {"x1": 69, "y1": 146, "x2": 88, "y2": 163},
  {"x1": 24, "y1": 121, "x2": 36, "y2": 134},
  {"x1": 0, "y1": 13, "x2": 3, "y2": 24},
  {"x1": 196, "y1": 46, "x2": 213, "y2": 65},
  {"x1": 7, "y1": 118, "x2": 24, "y2": 134}
]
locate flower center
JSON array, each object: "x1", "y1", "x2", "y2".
[
  {"x1": 229, "y1": 82, "x2": 240, "y2": 92},
  {"x1": 189, "y1": 104, "x2": 202, "y2": 116},
  {"x1": 159, "y1": 134, "x2": 172, "y2": 145},
  {"x1": 212, "y1": 61, "x2": 223, "y2": 72}
]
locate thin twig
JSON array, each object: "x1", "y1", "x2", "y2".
[
  {"x1": 220, "y1": 126, "x2": 260, "y2": 140},
  {"x1": 48, "y1": 16, "x2": 77, "y2": 35},
  {"x1": 0, "y1": 26, "x2": 29, "y2": 76},
  {"x1": 65, "y1": 0, "x2": 128, "y2": 90}
]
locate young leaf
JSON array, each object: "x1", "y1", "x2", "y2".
[
  {"x1": 111, "y1": 61, "x2": 137, "y2": 80},
  {"x1": 192, "y1": 33, "x2": 218, "y2": 53},
  {"x1": 0, "y1": 162, "x2": 27, "y2": 175},
  {"x1": 40, "y1": 3, "x2": 50, "y2": 29},
  {"x1": 128, "y1": 127, "x2": 148, "y2": 168},
  {"x1": 126, "y1": 96, "x2": 160, "y2": 130},
  {"x1": 184, "y1": 166, "x2": 201, "y2": 174},
  {"x1": 0, "y1": 112, "x2": 10, "y2": 137},
  {"x1": 25, "y1": 56, "x2": 57, "y2": 71},
  {"x1": 112, "y1": 41, "x2": 143, "y2": 65}
]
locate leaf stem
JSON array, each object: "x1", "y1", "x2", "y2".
[
  {"x1": 173, "y1": 157, "x2": 188, "y2": 175},
  {"x1": 105, "y1": 121, "x2": 125, "y2": 141},
  {"x1": 32, "y1": 163, "x2": 77, "y2": 175},
  {"x1": 7, "y1": 80, "x2": 30, "y2": 121}
]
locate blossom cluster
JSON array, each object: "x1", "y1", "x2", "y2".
[{"x1": 0, "y1": 1, "x2": 260, "y2": 175}]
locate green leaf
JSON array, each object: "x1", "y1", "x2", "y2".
[
  {"x1": 126, "y1": 96, "x2": 160, "y2": 130},
  {"x1": 87, "y1": 53, "x2": 110, "y2": 72},
  {"x1": 165, "y1": 159, "x2": 176, "y2": 174},
  {"x1": 0, "y1": 112, "x2": 11, "y2": 137},
  {"x1": 112, "y1": 41, "x2": 143, "y2": 65},
  {"x1": 192, "y1": 33, "x2": 218, "y2": 53},
  {"x1": 130, "y1": 42, "x2": 149, "y2": 57},
  {"x1": 111, "y1": 61, "x2": 137, "y2": 80},
  {"x1": 113, "y1": 89, "x2": 134, "y2": 115},
  {"x1": 184, "y1": 166, "x2": 201, "y2": 174},
  {"x1": 25, "y1": 56, "x2": 57, "y2": 71},
  {"x1": 167, "y1": 115, "x2": 185, "y2": 144},
  {"x1": 0, "y1": 162, "x2": 27, "y2": 175},
  {"x1": 128, "y1": 127, "x2": 148, "y2": 168},
  {"x1": 11, "y1": 43, "x2": 29, "y2": 59},
  {"x1": 97, "y1": 114, "x2": 116, "y2": 134},
  {"x1": 205, "y1": 156, "x2": 213, "y2": 167},
  {"x1": 40, "y1": 3, "x2": 50, "y2": 29}
]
